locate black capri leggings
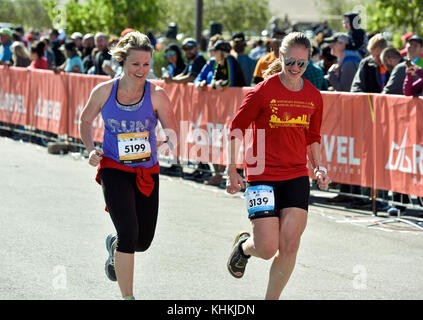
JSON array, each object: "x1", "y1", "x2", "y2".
[{"x1": 99, "y1": 168, "x2": 159, "y2": 254}]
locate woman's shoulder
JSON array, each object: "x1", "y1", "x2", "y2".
[{"x1": 90, "y1": 78, "x2": 116, "y2": 100}]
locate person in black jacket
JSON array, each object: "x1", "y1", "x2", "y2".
[
  {"x1": 350, "y1": 33, "x2": 388, "y2": 93},
  {"x1": 343, "y1": 12, "x2": 368, "y2": 58}
]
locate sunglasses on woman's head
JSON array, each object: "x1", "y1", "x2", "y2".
[
  {"x1": 283, "y1": 57, "x2": 309, "y2": 69},
  {"x1": 165, "y1": 51, "x2": 176, "y2": 57}
]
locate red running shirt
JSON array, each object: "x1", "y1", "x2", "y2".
[{"x1": 229, "y1": 73, "x2": 323, "y2": 182}]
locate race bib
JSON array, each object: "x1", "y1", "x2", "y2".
[
  {"x1": 244, "y1": 185, "x2": 275, "y2": 219},
  {"x1": 117, "y1": 132, "x2": 151, "y2": 164}
]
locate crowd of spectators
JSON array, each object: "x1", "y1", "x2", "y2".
[{"x1": 1, "y1": 13, "x2": 422, "y2": 214}]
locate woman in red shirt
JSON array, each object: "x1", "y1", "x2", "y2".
[
  {"x1": 226, "y1": 32, "x2": 330, "y2": 300},
  {"x1": 29, "y1": 41, "x2": 48, "y2": 70}
]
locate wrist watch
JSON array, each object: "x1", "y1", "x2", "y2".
[{"x1": 314, "y1": 166, "x2": 327, "y2": 175}]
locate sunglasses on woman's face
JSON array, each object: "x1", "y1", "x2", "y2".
[
  {"x1": 283, "y1": 57, "x2": 309, "y2": 69},
  {"x1": 165, "y1": 51, "x2": 176, "y2": 57}
]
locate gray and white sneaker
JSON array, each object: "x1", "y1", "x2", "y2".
[
  {"x1": 227, "y1": 231, "x2": 251, "y2": 278},
  {"x1": 105, "y1": 233, "x2": 118, "y2": 281}
]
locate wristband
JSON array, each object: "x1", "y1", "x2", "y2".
[
  {"x1": 165, "y1": 140, "x2": 175, "y2": 151},
  {"x1": 314, "y1": 166, "x2": 327, "y2": 175}
]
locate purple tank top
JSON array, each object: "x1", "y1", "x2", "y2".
[{"x1": 101, "y1": 79, "x2": 158, "y2": 168}]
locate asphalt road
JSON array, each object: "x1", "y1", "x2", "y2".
[{"x1": 1, "y1": 137, "x2": 422, "y2": 300}]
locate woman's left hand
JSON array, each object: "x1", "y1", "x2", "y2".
[{"x1": 316, "y1": 171, "x2": 330, "y2": 191}]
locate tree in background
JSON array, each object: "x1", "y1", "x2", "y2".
[
  {"x1": 160, "y1": 0, "x2": 270, "y2": 37},
  {"x1": 0, "y1": 0, "x2": 51, "y2": 30},
  {"x1": 316, "y1": 0, "x2": 370, "y2": 32},
  {"x1": 366, "y1": 0, "x2": 423, "y2": 47},
  {"x1": 41, "y1": 0, "x2": 162, "y2": 36}
]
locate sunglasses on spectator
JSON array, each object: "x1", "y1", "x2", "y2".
[
  {"x1": 283, "y1": 57, "x2": 309, "y2": 69},
  {"x1": 182, "y1": 46, "x2": 194, "y2": 51},
  {"x1": 165, "y1": 51, "x2": 176, "y2": 57}
]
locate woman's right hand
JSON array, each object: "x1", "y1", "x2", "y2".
[
  {"x1": 406, "y1": 63, "x2": 420, "y2": 77},
  {"x1": 88, "y1": 149, "x2": 104, "y2": 167},
  {"x1": 226, "y1": 166, "x2": 245, "y2": 194}
]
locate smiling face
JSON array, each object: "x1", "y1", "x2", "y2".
[
  {"x1": 123, "y1": 49, "x2": 152, "y2": 81},
  {"x1": 280, "y1": 44, "x2": 309, "y2": 81},
  {"x1": 406, "y1": 40, "x2": 423, "y2": 60}
]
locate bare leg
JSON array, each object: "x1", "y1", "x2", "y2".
[
  {"x1": 115, "y1": 251, "x2": 135, "y2": 298},
  {"x1": 242, "y1": 217, "x2": 279, "y2": 260},
  {"x1": 265, "y1": 208, "x2": 308, "y2": 300}
]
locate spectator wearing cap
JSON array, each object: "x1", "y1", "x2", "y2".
[
  {"x1": 49, "y1": 29, "x2": 66, "y2": 67},
  {"x1": 405, "y1": 35, "x2": 423, "y2": 68},
  {"x1": 351, "y1": 33, "x2": 388, "y2": 93},
  {"x1": 209, "y1": 40, "x2": 246, "y2": 90},
  {"x1": 164, "y1": 38, "x2": 206, "y2": 84},
  {"x1": 93, "y1": 32, "x2": 112, "y2": 76},
  {"x1": 61, "y1": 41, "x2": 84, "y2": 73},
  {"x1": 194, "y1": 33, "x2": 224, "y2": 90},
  {"x1": 325, "y1": 33, "x2": 361, "y2": 91},
  {"x1": 231, "y1": 32, "x2": 256, "y2": 86},
  {"x1": 381, "y1": 47, "x2": 406, "y2": 95},
  {"x1": 0, "y1": 28, "x2": 13, "y2": 65},
  {"x1": 404, "y1": 37, "x2": 423, "y2": 97},
  {"x1": 252, "y1": 29, "x2": 286, "y2": 85},
  {"x1": 71, "y1": 32, "x2": 84, "y2": 53},
  {"x1": 29, "y1": 41, "x2": 48, "y2": 70},
  {"x1": 81, "y1": 33, "x2": 95, "y2": 73},
  {"x1": 317, "y1": 43, "x2": 337, "y2": 75},
  {"x1": 302, "y1": 46, "x2": 328, "y2": 91},
  {"x1": 120, "y1": 28, "x2": 135, "y2": 38},
  {"x1": 399, "y1": 32, "x2": 414, "y2": 57}
]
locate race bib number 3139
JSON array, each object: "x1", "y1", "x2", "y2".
[
  {"x1": 118, "y1": 132, "x2": 151, "y2": 164},
  {"x1": 244, "y1": 185, "x2": 275, "y2": 219}
]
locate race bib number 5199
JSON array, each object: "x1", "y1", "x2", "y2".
[{"x1": 117, "y1": 132, "x2": 151, "y2": 164}]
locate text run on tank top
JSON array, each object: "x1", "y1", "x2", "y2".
[{"x1": 101, "y1": 79, "x2": 158, "y2": 168}]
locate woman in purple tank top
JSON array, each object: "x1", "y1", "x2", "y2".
[{"x1": 79, "y1": 31, "x2": 178, "y2": 300}]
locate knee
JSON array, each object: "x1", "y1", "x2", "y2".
[
  {"x1": 279, "y1": 237, "x2": 301, "y2": 258},
  {"x1": 257, "y1": 243, "x2": 279, "y2": 260}
]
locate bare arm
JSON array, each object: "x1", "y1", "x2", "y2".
[
  {"x1": 79, "y1": 81, "x2": 111, "y2": 165},
  {"x1": 226, "y1": 137, "x2": 245, "y2": 194},
  {"x1": 151, "y1": 84, "x2": 179, "y2": 153}
]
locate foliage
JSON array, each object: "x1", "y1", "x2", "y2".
[
  {"x1": 160, "y1": 0, "x2": 270, "y2": 37},
  {"x1": 317, "y1": 0, "x2": 368, "y2": 32},
  {"x1": 41, "y1": 0, "x2": 162, "y2": 36},
  {"x1": 0, "y1": 0, "x2": 51, "y2": 30},
  {"x1": 365, "y1": 0, "x2": 423, "y2": 36}
]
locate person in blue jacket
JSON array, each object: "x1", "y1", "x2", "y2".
[{"x1": 195, "y1": 40, "x2": 246, "y2": 91}]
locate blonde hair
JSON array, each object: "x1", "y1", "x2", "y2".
[
  {"x1": 263, "y1": 32, "x2": 311, "y2": 79},
  {"x1": 11, "y1": 41, "x2": 30, "y2": 60},
  {"x1": 280, "y1": 32, "x2": 312, "y2": 60},
  {"x1": 367, "y1": 33, "x2": 387, "y2": 51},
  {"x1": 110, "y1": 31, "x2": 154, "y2": 64},
  {"x1": 263, "y1": 59, "x2": 282, "y2": 79}
]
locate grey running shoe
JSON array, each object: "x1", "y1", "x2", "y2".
[
  {"x1": 227, "y1": 231, "x2": 251, "y2": 278},
  {"x1": 105, "y1": 234, "x2": 118, "y2": 281}
]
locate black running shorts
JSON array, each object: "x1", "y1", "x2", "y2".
[{"x1": 246, "y1": 176, "x2": 310, "y2": 220}]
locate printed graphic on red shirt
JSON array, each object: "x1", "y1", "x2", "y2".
[{"x1": 269, "y1": 99, "x2": 315, "y2": 129}]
